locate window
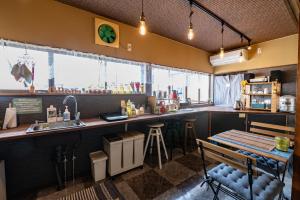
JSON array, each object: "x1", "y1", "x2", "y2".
[
  {"x1": 54, "y1": 53, "x2": 101, "y2": 89},
  {"x1": 104, "y1": 61, "x2": 145, "y2": 90},
  {"x1": 169, "y1": 69, "x2": 186, "y2": 100},
  {"x1": 0, "y1": 39, "x2": 211, "y2": 101},
  {"x1": 152, "y1": 67, "x2": 170, "y2": 92},
  {"x1": 152, "y1": 65, "x2": 211, "y2": 103},
  {"x1": 0, "y1": 45, "x2": 48, "y2": 90},
  {"x1": 187, "y1": 73, "x2": 210, "y2": 103}
]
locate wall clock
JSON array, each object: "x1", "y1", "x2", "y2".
[{"x1": 95, "y1": 18, "x2": 119, "y2": 48}]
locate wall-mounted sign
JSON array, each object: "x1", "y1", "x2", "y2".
[
  {"x1": 12, "y1": 98, "x2": 42, "y2": 114},
  {"x1": 95, "y1": 18, "x2": 119, "y2": 48}
]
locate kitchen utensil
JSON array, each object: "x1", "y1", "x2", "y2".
[
  {"x1": 63, "y1": 151, "x2": 68, "y2": 186},
  {"x1": 233, "y1": 100, "x2": 241, "y2": 110}
]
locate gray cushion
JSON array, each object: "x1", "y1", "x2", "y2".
[
  {"x1": 237, "y1": 150, "x2": 286, "y2": 175},
  {"x1": 208, "y1": 163, "x2": 284, "y2": 200}
]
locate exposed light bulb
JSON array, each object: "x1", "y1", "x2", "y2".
[
  {"x1": 187, "y1": 25, "x2": 194, "y2": 40},
  {"x1": 247, "y1": 45, "x2": 252, "y2": 50},
  {"x1": 219, "y1": 47, "x2": 224, "y2": 58},
  {"x1": 139, "y1": 18, "x2": 146, "y2": 35}
]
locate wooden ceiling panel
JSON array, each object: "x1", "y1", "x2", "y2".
[{"x1": 59, "y1": 0, "x2": 298, "y2": 52}]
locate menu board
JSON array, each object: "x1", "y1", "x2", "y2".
[{"x1": 12, "y1": 98, "x2": 42, "y2": 114}]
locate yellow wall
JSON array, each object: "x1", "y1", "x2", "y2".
[
  {"x1": 0, "y1": 0, "x2": 213, "y2": 73},
  {"x1": 214, "y1": 34, "x2": 299, "y2": 74}
]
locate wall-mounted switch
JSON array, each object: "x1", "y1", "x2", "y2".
[
  {"x1": 127, "y1": 43, "x2": 132, "y2": 52},
  {"x1": 239, "y1": 113, "x2": 246, "y2": 118}
]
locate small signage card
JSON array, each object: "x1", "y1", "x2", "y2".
[{"x1": 12, "y1": 98, "x2": 42, "y2": 114}]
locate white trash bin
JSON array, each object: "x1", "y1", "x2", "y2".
[{"x1": 89, "y1": 151, "x2": 108, "y2": 182}]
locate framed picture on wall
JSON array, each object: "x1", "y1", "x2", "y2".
[{"x1": 95, "y1": 18, "x2": 119, "y2": 48}]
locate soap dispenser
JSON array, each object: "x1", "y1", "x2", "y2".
[{"x1": 63, "y1": 106, "x2": 70, "y2": 121}]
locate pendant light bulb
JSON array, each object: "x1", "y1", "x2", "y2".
[
  {"x1": 247, "y1": 40, "x2": 252, "y2": 50},
  {"x1": 219, "y1": 47, "x2": 224, "y2": 58},
  {"x1": 219, "y1": 23, "x2": 225, "y2": 58},
  {"x1": 139, "y1": 15, "x2": 146, "y2": 36},
  {"x1": 139, "y1": 0, "x2": 146, "y2": 36},
  {"x1": 187, "y1": 24, "x2": 194, "y2": 40}
]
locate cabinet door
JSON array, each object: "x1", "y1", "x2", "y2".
[
  {"x1": 0, "y1": 161, "x2": 6, "y2": 200},
  {"x1": 194, "y1": 112, "x2": 209, "y2": 140},
  {"x1": 211, "y1": 112, "x2": 246, "y2": 136}
]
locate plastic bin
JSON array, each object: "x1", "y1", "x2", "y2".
[
  {"x1": 131, "y1": 131, "x2": 145, "y2": 166},
  {"x1": 103, "y1": 135, "x2": 123, "y2": 176},
  {"x1": 103, "y1": 131, "x2": 145, "y2": 176},
  {"x1": 122, "y1": 133, "x2": 134, "y2": 169},
  {"x1": 89, "y1": 151, "x2": 108, "y2": 182}
]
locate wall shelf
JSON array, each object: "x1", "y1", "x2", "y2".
[{"x1": 246, "y1": 82, "x2": 273, "y2": 85}]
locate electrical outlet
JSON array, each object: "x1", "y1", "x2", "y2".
[
  {"x1": 239, "y1": 113, "x2": 246, "y2": 118},
  {"x1": 127, "y1": 43, "x2": 132, "y2": 52},
  {"x1": 257, "y1": 48, "x2": 262, "y2": 55}
]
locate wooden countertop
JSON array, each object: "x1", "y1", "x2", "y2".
[{"x1": 0, "y1": 106, "x2": 294, "y2": 142}]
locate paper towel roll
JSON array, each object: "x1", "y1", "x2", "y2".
[{"x1": 2, "y1": 104, "x2": 17, "y2": 129}]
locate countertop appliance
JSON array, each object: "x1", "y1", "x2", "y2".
[
  {"x1": 100, "y1": 113, "x2": 128, "y2": 122},
  {"x1": 279, "y1": 95, "x2": 296, "y2": 113}
]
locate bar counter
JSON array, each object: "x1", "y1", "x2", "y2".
[{"x1": 0, "y1": 106, "x2": 294, "y2": 142}]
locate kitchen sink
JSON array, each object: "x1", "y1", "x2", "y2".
[
  {"x1": 26, "y1": 120, "x2": 86, "y2": 133},
  {"x1": 179, "y1": 108, "x2": 194, "y2": 112}
]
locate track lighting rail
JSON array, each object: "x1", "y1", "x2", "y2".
[{"x1": 184, "y1": 0, "x2": 252, "y2": 44}]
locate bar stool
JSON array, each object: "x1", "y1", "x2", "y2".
[
  {"x1": 144, "y1": 123, "x2": 168, "y2": 169},
  {"x1": 183, "y1": 118, "x2": 197, "y2": 154},
  {"x1": 165, "y1": 119, "x2": 185, "y2": 160}
]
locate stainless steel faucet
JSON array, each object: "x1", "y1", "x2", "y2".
[{"x1": 63, "y1": 95, "x2": 80, "y2": 121}]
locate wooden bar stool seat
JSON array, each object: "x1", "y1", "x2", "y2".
[
  {"x1": 148, "y1": 123, "x2": 164, "y2": 128},
  {"x1": 184, "y1": 118, "x2": 197, "y2": 122},
  {"x1": 144, "y1": 123, "x2": 168, "y2": 169}
]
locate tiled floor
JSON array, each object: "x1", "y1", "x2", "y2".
[{"x1": 33, "y1": 149, "x2": 292, "y2": 200}]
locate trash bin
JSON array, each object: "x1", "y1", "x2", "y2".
[
  {"x1": 104, "y1": 132, "x2": 144, "y2": 176},
  {"x1": 89, "y1": 151, "x2": 108, "y2": 182},
  {"x1": 103, "y1": 135, "x2": 123, "y2": 176}
]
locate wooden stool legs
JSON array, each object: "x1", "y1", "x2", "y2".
[
  {"x1": 144, "y1": 127, "x2": 168, "y2": 169},
  {"x1": 184, "y1": 121, "x2": 197, "y2": 154}
]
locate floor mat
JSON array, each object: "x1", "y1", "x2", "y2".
[{"x1": 57, "y1": 181, "x2": 124, "y2": 200}]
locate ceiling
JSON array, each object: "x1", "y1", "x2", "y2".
[{"x1": 58, "y1": 0, "x2": 298, "y2": 53}]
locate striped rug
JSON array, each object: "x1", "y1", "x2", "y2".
[{"x1": 58, "y1": 181, "x2": 124, "y2": 200}]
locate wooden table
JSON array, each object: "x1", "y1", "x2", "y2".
[{"x1": 208, "y1": 129, "x2": 293, "y2": 163}]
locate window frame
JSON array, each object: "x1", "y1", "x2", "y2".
[{"x1": 0, "y1": 39, "x2": 213, "y2": 103}]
